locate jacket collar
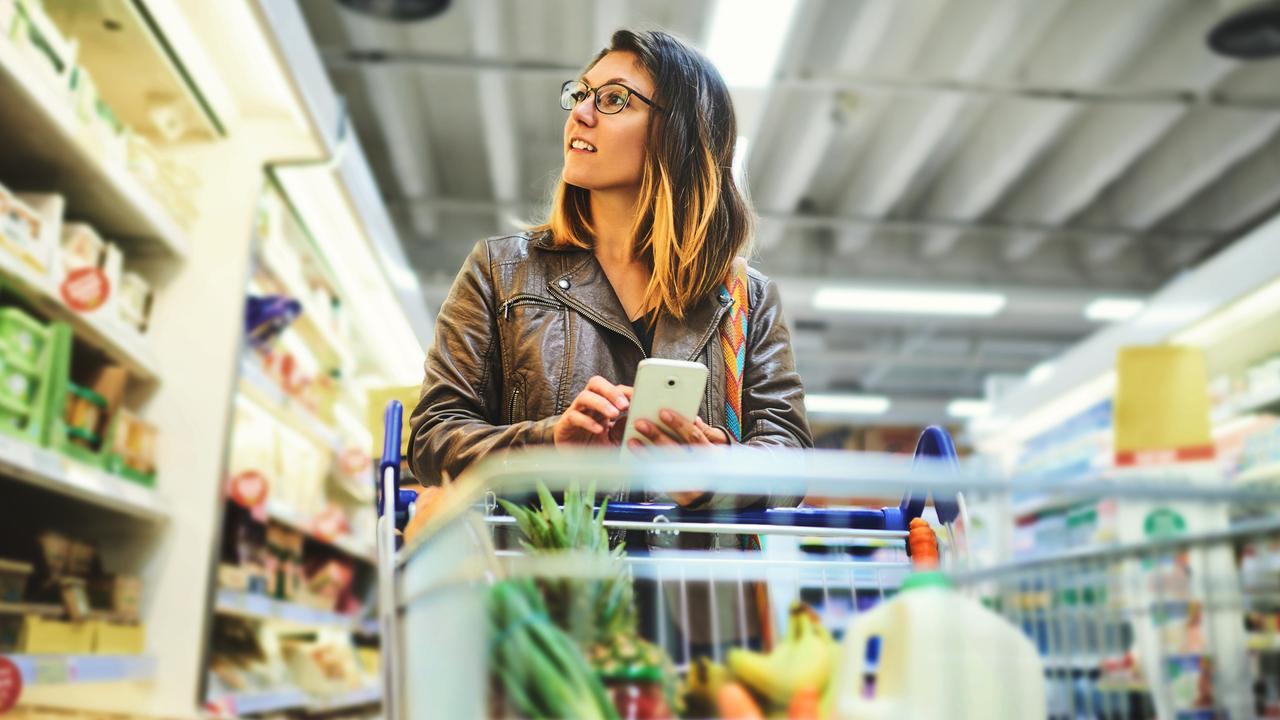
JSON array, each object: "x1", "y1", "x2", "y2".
[{"x1": 547, "y1": 249, "x2": 730, "y2": 362}]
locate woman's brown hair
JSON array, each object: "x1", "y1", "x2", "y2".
[{"x1": 531, "y1": 29, "x2": 752, "y2": 320}]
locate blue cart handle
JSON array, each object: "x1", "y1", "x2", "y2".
[{"x1": 378, "y1": 400, "x2": 418, "y2": 531}]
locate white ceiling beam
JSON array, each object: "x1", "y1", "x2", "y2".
[
  {"x1": 1104, "y1": 107, "x2": 1280, "y2": 230},
  {"x1": 468, "y1": 0, "x2": 521, "y2": 233},
  {"x1": 752, "y1": 0, "x2": 947, "y2": 251},
  {"x1": 916, "y1": 0, "x2": 1182, "y2": 258},
  {"x1": 795, "y1": 349, "x2": 1041, "y2": 373},
  {"x1": 1162, "y1": 132, "x2": 1280, "y2": 232},
  {"x1": 836, "y1": 0, "x2": 1064, "y2": 220},
  {"x1": 342, "y1": 19, "x2": 439, "y2": 238}
]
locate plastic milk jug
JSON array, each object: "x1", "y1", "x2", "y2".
[{"x1": 828, "y1": 572, "x2": 1046, "y2": 719}]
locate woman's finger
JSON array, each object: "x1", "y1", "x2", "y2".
[
  {"x1": 565, "y1": 408, "x2": 604, "y2": 435},
  {"x1": 572, "y1": 390, "x2": 621, "y2": 422},
  {"x1": 636, "y1": 419, "x2": 679, "y2": 445},
  {"x1": 586, "y1": 375, "x2": 630, "y2": 410},
  {"x1": 659, "y1": 409, "x2": 708, "y2": 445},
  {"x1": 694, "y1": 417, "x2": 730, "y2": 446}
]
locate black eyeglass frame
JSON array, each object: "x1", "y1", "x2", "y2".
[{"x1": 560, "y1": 79, "x2": 665, "y2": 114}]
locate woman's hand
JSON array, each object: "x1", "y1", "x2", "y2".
[
  {"x1": 553, "y1": 376, "x2": 633, "y2": 448},
  {"x1": 629, "y1": 409, "x2": 730, "y2": 506}
]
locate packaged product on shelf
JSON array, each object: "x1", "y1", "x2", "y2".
[
  {"x1": 59, "y1": 576, "x2": 89, "y2": 620},
  {"x1": 0, "y1": 306, "x2": 47, "y2": 366},
  {"x1": 68, "y1": 65, "x2": 128, "y2": 168},
  {"x1": 0, "y1": 558, "x2": 32, "y2": 602},
  {"x1": 13, "y1": 192, "x2": 63, "y2": 274},
  {"x1": 64, "y1": 381, "x2": 105, "y2": 450},
  {"x1": 264, "y1": 524, "x2": 303, "y2": 602},
  {"x1": 107, "y1": 409, "x2": 158, "y2": 483},
  {"x1": 90, "y1": 619, "x2": 144, "y2": 654},
  {"x1": 117, "y1": 271, "x2": 153, "y2": 333},
  {"x1": 16, "y1": 614, "x2": 93, "y2": 654},
  {"x1": 58, "y1": 223, "x2": 123, "y2": 317},
  {"x1": 280, "y1": 638, "x2": 363, "y2": 697},
  {"x1": 9, "y1": 0, "x2": 77, "y2": 90},
  {"x1": 89, "y1": 574, "x2": 142, "y2": 623},
  {"x1": 0, "y1": 187, "x2": 42, "y2": 270}
]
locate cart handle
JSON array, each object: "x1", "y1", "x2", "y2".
[
  {"x1": 902, "y1": 425, "x2": 962, "y2": 525},
  {"x1": 378, "y1": 400, "x2": 418, "y2": 531}
]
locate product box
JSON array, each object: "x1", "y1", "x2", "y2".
[
  {"x1": 17, "y1": 615, "x2": 93, "y2": 654},
  {"x1": 15, "y1": 192, "x2": 64, "y2": 274},
  {"x1": 59, "y1": 223, "x2": 122, "y2": 319},
  {"x1": 117, "y1": 271, "x2": 152, "y2": 334},
  {"x1": 89, "y1": 574, "x2": 141, "y2": 623},
  {"x1": 10, "y1": 0, "x2": 78, "y2": 91},
  {"x1": 90, "y1": 620, "x2": 145, "y2": 654},
  {"x1": 0, "y1": 187, "x2": 41, "y2": 269}
]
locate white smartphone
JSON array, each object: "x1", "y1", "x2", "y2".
[{"x1": 621, "y1": 358, "x2": 710, "y2": 449}]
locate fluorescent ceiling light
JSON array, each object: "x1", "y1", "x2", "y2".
[
  {"x1": 947, "y1": 399, "x2": 991, "y2": 419},
  {"x1": 1084, "y1": 297, "x2": 1145, "y2": 322},
  {"x1": 805, "y1": 393, "x2": 890, "y2": 416},
  {"x1": 813, "y1": 287, "x2": 1007, "y2": 317},
  {"x1": 1027, "y1": 361, "x2": 1055, "y2": 386},
  {"x1": 706, "y1": 0, "x2": 801, "y2": 87}
]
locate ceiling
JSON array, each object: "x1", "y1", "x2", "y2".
[{"x1": 298, "y1": 0, "x2": 1280, "y2": 423}]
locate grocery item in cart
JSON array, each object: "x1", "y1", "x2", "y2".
[{"x1": 828, "y1": 572, "x2": 1046, "y2": 719}]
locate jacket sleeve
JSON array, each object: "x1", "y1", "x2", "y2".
[
  {"x1": 408, "y1": 240, "x2": 557, "y2": 485},
  {"x1": 699, "y1": 276, "x2": 813, "y2": 511}
]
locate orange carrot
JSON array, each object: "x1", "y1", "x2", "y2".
[
  {"x1": 788, "y1": 686, "x2": 821, "y2": 719},
  {"x1": 718, "y1": 682, "x2": 765, "y2": 719},
  {"x1": 908, "y1": 517, "x2": 939, "y2": 569}
]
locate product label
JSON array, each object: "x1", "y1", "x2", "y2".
[
  {"x1": 0, "y1": 656, "x2": 22, "y2": 713},
  {"x1": 60, "y1": 267, "x2": 111, "y2": 312}
]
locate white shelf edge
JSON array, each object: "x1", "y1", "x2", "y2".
[
  {"x1": 214, "y1": 589, "x2": 371, "y2": 634},
  {"x1": 0, "y1": 432, "x2": 167, "y2": 521},
  {"x1": 208, "y1": 683, "x2": 379, "y2": 716},
  {"x1": 0, "y1": 35, "x2": 189, "y2": 258},
  {"x1": 0, "y1": 247, "x2": 160, "y2": 382},
  {"x1": 7, "y1": 653, "x2": 156, "y2": 685}
]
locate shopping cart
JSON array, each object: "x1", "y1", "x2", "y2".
[{"x1": 375, "y1": 401, "x2": 1280, "y2": 719}]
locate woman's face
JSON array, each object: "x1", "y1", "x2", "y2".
[{"x1": 562, "y1": 51, "x2": 655, "y2": 194}]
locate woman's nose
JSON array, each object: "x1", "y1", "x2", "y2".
[{"x1": 571, "y1": 94, "x2": 597, "y2": 126}]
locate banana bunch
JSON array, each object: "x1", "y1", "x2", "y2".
[
  {"x1": 683, "y1": 656, "x2": 733, "y2": 718},
  {"x1": 727, "y1": 602, "x2": 838, "y2": 711}
]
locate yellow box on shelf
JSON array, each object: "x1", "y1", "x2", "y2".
[
  {"x1": 89, "y1": 619, "x2": 144, "y2": 654},
  {"x1": 17, "y1": 615, "x2": 93, "y2": 654}
]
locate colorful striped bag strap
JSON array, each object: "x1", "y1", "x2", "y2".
[{"x1": 718, "y1": 258, "x2": 750, "y2": 442}]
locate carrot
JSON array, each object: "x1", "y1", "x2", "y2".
[
  {"x1": 908, "y1": 517, "x2": 939, "y2": 569},
  {"x1": 717, "y1": 681, "x2": 765, "y2": 719},
  {"x1": 787, "y1": 686, "x2": 821, "y2": 719}
]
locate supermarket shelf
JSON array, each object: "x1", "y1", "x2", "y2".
[
  {"x1": 5, "y1": 653, "x2": 155, "y2": 685},
  {"x1": 238, "y1": 357, "x2": 342, "y2": 454},
  {"x1": 214, "y1": 589, "x2": 370, "y2": 633},
  {"x1": 0, "y1": 431, "x2": 166, "y2": 522},
  {"x1": 0, "y1": 241, "x2": 160, "y2": 382},
  {"x1": 0, "y1": 34, "x2": 189, "y2": 257},
  {"x1": 1232, "y1": 384, "x2": 1280, "y2": 418},
  {"x1": 208, "y1": 683, "x2": 380, "y2": 717},
  {"x1": 1238, "y1": 460, "x2": 1280, "y2": 485},
  {"x1": 1249, "y1": 633, "x2": 1280, "y2": 652},
  {"x1": 254, "y1": 243, "x2": 353, "y2": 372},
  {"x1": 265, "y1": 500, "x2": 376, "y2": 564}
]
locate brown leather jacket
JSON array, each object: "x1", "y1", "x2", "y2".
[{"x1": 409, "y1": 231, "x2": 813, "y2": 509}]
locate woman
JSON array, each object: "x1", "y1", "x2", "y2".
[{"x1": 409, "y1": 28, "x2": 811, "y2": 507}]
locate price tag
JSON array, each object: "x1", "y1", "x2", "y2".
[
  {"x1": 32, "y1": 656, "x2": 68, "y2": 684},
  {"x1": 60, "y1": 267, "x2": 111, "y2": 313},
  {"x1": 0, "y1": 657, "x2": 22, "y2": 712}
]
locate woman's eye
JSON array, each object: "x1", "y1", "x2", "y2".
[
  {"x1": 570, "y1": 91, "x2": 588, "y2": 103},
  {"x1": 601, "y1": 90, "x2": 627, "y2": 108}
]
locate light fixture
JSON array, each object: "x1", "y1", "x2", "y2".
[
  {"x1": 337, "y1": 0, "x2": 451, "y2": 22},
  {"x1": 805, "y1": 393, "x2": 890, "y2": 416},
  {"x1": 947, "y1": 399, "x2": 991, "y2": 419},
  {"x1": 1207, "y1": 0, "x2": 1280, "y2": 59},
  {"x1": 1084, "y1": 297, "x2": 1146, "y2": 322},
  {"x1": 812, "y1": 287, "x2": 1007, "y2": 317},
  {"x1": 705, "y1": 0, "x2": 802, "y2": 87},
  {"x1": 1027, "y1": 361, "x2": 1056, "y2": 386}
]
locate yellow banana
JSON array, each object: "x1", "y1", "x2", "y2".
[{"x1": 727, "y1": 602, "x2": 838, "y2": 710}]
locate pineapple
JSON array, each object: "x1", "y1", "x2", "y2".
[{"x1": 499, "y1": 480, "x2": 682, "y2": 715}]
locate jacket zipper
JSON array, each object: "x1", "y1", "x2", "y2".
[
  {"x1": 508, "y1": 385, "x2": 522, "y2": 423},
  {"x1": 500, "y1": 294, "x2": 562, "y2": 320},
  {"x1": 550, "y1": 292, "x2": 649, "y2": 358}
]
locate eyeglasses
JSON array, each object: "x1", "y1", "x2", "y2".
[{"x1": 560, "y1": 79, "x2": 664, "y2": 115}]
